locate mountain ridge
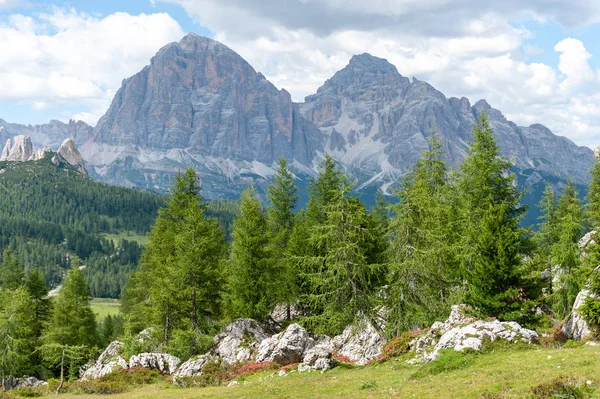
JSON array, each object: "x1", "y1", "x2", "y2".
[{"x1": 0, "y1": 34, "x2": 594, "y2": 211}]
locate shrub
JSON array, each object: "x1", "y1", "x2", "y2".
[
  {"x1": 377, "y1": 330, "x2": 427, "y2": 363},
  {"x1": 360, "y1": 380, "x2": 377, "y2": 390},
  {"x1": 13, "y1": 388, "x2": 42, "y2": 397},
  {"x1": 68, "y1": 367, "x2": 161, "y2": 394},
  {"x1": 410, "y1": 349, "x2": 479, "y2": 379},
  {"x1": 230, "y1": 361, "x2": 278, "y2": 379},
  {"x1": 529, "y1": 376, "x2": 593, "y2": 398}
]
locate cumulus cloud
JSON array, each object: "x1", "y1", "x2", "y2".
[
  {"x1": 160, "y1": 0, "x2": 600, "y2": 147},
  {"x1": 0, "y1": 0, "x2": 21, "y2": 10},
  {"x1": 0, "y1": 8, "x2": 184, "y2": 125}
]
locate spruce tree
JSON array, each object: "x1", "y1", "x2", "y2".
[
  {"x1": 387, "y1": 137, "x2": 459, "y2": 331},
  {"x1": 0, "y1": 250, "x2": 25, "y2": 290},
  {"x1": 586, "y1": 149, "x2": 600, "y2": 227},
  {"x1": 0, "y1": 288, "x2": 34, "y2": 391},
  {"x1": 42, "y1": 265, "x2": 97, "y2": 392},
  {"x1": 456, "y1": 113, "x2": 528, "y2": 318},
  {"x1": 267, "y1": 158, "x2": 299, "y2": 320},
  {"x1": 225, "y1": 187, "x2": 274, "y2": 321}
]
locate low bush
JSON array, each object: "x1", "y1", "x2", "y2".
[
  {"x1": 410, "y1": 349, "x2": 479, "y2": 379},
  {"x1": 377, "y1": 329, "x2": 427, "y2": 362},
  {"x1": 68, "y1": 367, "x2": 162, "y2": 394},
  {"x1": 529, "y1": 376, "x2": 593, "y2": 398}
]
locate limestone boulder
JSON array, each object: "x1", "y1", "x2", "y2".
[
  {"x1": 80, "y1": 341, "x2": 128, "y2": 381},
  {"x1": 332, "y1": 321, "x2": 386, "y2": 365},
  {"x1": 214, "y1": 319, "x2": 268, "y2": 366},
  {"x1": 128, "y1": 353, "x2": 181, "y2": 375},
  {"x1": 562, "y1": 289, "x2": 594, "y2": 341},
  {"x1": 256, "y1": 323, "x2": 315, "y2": 365}
]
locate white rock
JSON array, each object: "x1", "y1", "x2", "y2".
[
  {"x1": 562, "y1": 289, "x2": 594, "y2": 341},
  {"x1": 256, "y1": 323, "x2": 315, "y2": 365},
  {"x1": 1, "y1": 136, "x2": 33, "y2": 162},
  {"x1": 214, "y1": 319, "x2": 268, "y2": 366},
  {"x1": 579, "y1": 231, "x2": 597, "y2": 249},
  {"x1": 52, "y1": 138, "x2": 87, "y2": 175},
  {"x1": 172, "y1": 354, "x2": 215, "y2": 381},
  {"x1": 332, "y1": 321, "x2": 385, "y2": 365},
  {"x1": 12, "y1": 376, "x2": 48, "y2": 389},
  {"x1": 227, "y1": 380, "x2": 240, "y2": 387},
  {"x1": 80, "y1": 341, "x2": 128, "y2": 381},
  {"x1": 129, "y1": 353, "x2": 181, "y2": 374}
]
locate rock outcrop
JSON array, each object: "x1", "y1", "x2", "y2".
[
  {"x1": 214, "y1": 319, "x2": 269, "y2": 366},
  {"x1": 409, "y1": 305, "x2": 538, "y2": 362},
  {"x1": 128, "y1": 353, "x2": 181, "y2": 375},
  {"x1": 10, "y1": 376, "x2": 48, "y2": 389},
  {"x1": 52, "y1": 138, "x2": 87, "y2": 175},
  {"x1": 0, "y1": 118, "x2": 91, "y2": 149},
  {"x1": 563, "y1": 289, "x2": 594, "y2": 341},
  {"x1": 81, "y1": 341, "x2": 128, "y2": 381},
  {"x1": 172, "y1": 354, "x2": 216, "y2": 382},
  {"x1": 256, "y1": 324, "x2": 315, "y2": 365},
  {"x1": 1, "y1": 135, "x2": 33, "y2": 161},
  {"x1": 332, "y1": 321, "x2": 386, "y2": 365}
]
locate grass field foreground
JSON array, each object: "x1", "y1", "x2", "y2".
[{"x1": 31, "y1": 342, "x2": 600, "y2": 399}]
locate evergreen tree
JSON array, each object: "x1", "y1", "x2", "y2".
[
  {"x1": 123, "y1": 168, "x2": 226, "y2": 343},
  {"x1": 0, "y1": 250, "x2": 25, "y2": 290},
  {"x1": 225, "y1": 187, "x2": 274, "y2": 321},
  {"x1": 456, "y1": 113, "x2": 529, "y2": 318},
  {"x1": 586, "y1": 149, "x2": 600, "y2": 227},
  {"x1": 25, "y1": 269, "x2": 51, "y2": 338},
  {"x1": 267, "y1": 158, "x2": 299, "y2": 320},
  {"x1": 387, "y1": 137, "x2": 460, "y2": 332},
  {"x1": 42, "y1": 264, "x2": 97, "y2": 392},
  {"x1": 0, "y1": 288, "x2": 34, "y2": 391}
]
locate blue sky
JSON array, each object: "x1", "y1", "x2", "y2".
[{"x1": 1, "y1": 0, "x2": 600, "y2": 147}]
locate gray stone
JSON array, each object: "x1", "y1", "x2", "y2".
[
  {"x1": 172, "y1": 354, "x2": 215, "y2": 382},
  {"x1": 12, "y1": 376, "x2": 48, "y2": 389},
  {"x1": 214, "y1": 319, "x2": 268, "y2": 366},
  {"x1": 52, "y1": 138, "x2": 87, "y2": 175},
  {"x1": 80, "y1": 341, "x2": 128, "y2": 381},
  {"x1": 1, "y1": 135, "x2": 33, "y2": 161},
  {"x1": 563, "y1": 289, "x2": 594, "y2": 341},
  {"x1": 256, "y1": 323, "x2": 315, "y2": 365},
  {"x1": 579, "y1": 231, "x2": 597, "y2": 249},
  {"x1": 332, "y1": 321, "x2": 385, "y2": 365},
  {"x1": 128, "y1": 353, "x2": 181, "y2": 374}
]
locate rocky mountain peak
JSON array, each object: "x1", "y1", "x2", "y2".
[
  {"x1": 1, "y1": 135, "x2": 33, "y2": 161},
  {"x1": 52, "y1": 138, "x2": 87, "y2": 175}
]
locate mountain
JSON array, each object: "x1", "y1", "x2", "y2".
[
  {"x1": 1, "y1": 135, "x2": 87, "y2": 175},
  {"x1": 0, "y1": 118, "x2": 91, "y2": 149},
  {"x1": 81, "y1": 33, "x2": 323, "y2": 196},
  {"x1": 0, "y1": 34, "x2": 594, "y2": 222},
  {"x1": 300, "y1": 53, "x2": 593, "y2": 193}
]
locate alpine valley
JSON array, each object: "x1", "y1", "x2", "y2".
[{"x1": 1, "y1": 33, "x2": 594, "y2": 223}]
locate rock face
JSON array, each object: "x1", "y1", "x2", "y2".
[
  {"x1": 82, "y1": 33, "x2": 323, "y2": 195},
  {"x1": 52, "y1": 138, "x2": 87, "y2": 175},
  {"x1": 1, "y1": 135, "x2": 33, "y2": 161},
  {"x1": 579, "y1": 231, "x2": 597, "y2": 250},
  {"x1": 70, "y1": 35, "x2": 592, "y2": 211},
  {"x1": 81, "y1": 341, "x2": 128, "y2": 381},
  {"x1": 256, "y1": 323, "x2": 315, "y2": 365},
  {"x1": 300, "y1": 53, "x2": 593, "y2": 197},
  {"x1": 410, "y1": 305, "x2": 538, "y2": 362},
  {"x1": 172, "y1": 354, "x2": 215, "y2": 382},
  {"x1": 0, "y1": 118, "x2": 92, "y2": 149},
  {"x1": 214, "y1": 319, "x2": 269, "y2": 366},
  {"x1": 128, "y1": 353, "x2": 181, "y2": 374},
  {"x1": 563, "y1": 289, "x2": 594, "y2": 341},
  {"x1": 11, "y1": 376, "x2": 48, "y2": 389},
  {"x1": 332, "y1": 321, "x2": 386, "y2": 365}
]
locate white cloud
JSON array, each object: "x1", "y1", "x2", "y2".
[
  {"x1": 0, "y1": 0, "x2": 21, "y2": 10},
  {"x1": 0, "y1": 8, "x2": 184, "y2": 125}
]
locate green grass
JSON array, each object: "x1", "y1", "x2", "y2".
[
  {"x1": 90, "y1": 298, "x2": 121, "y2": 322},
  {"x1": 103, "y1": 231, "x2": 149, "y2": 246},
  {"x1": 32, "y1": 343, "x2": 600, "y2": 399}
]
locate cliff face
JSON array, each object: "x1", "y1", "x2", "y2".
[
  {"x1": 0, "y1": 119, "x2": 92, "y2": 149},
  {"x1": 82, "y1": 33, "x2": 323, "y2": 193},
  {"x1": 300, "y1": 53, "x2": 593, "y2": 192}
]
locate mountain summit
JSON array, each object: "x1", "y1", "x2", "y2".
[
  {"x1": 0, "y1": 35, "x2": 593, "y2": 213},
  {"x1": 82, "y1": 34, "x2": 323, "y2": 195}
]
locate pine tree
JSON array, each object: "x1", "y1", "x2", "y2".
[
  {"x1": 0, "y1": 288, "x2": 34, "y2": 391},
  {"x1": 0, "y1": 250, "x2": 25, "y2": 290},
  {"x1": 123, "y1": 168, "x2": 226, "y2": 343},
  {"x1": 267, "y1": 158, "x2": 299, "y2": 320},
  {"x1": 225, "y1": 187, "x2": 274, "y2": 321},
  {"x1": 586, "y1": 149, "x2": 600, "y2": 227},
  {"x1": 387, "y1": 137, "x2": 460, "y2": 332},
  {"x1": 25, "y1": 269, "x2": 51, "y2": 338},
  {"x1": 456, "y1": 113, "x2": 528, "y2": 318},
  {"x1": 42, "y1": 265, "x2": 97, "y2": 392},
  {"x1": 293, "y1": 162, "x2": 384, "y2": 334}
]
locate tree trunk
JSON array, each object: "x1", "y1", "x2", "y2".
[
  {"x1": 286, "y1": 303, "x2": 291, "y2": 321},
  {"x1": 192, "y1": 288, "x2": 197, "y2": 330},
  {"x1": 2, "y1": 362, "x2": 6, "y2": 392},
  {"x1": 56, "y1": 347, "x2": 65, "y2": 395},
  {"x1": 164, "y1": 311, "x2": 169, "y2": 344}
]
